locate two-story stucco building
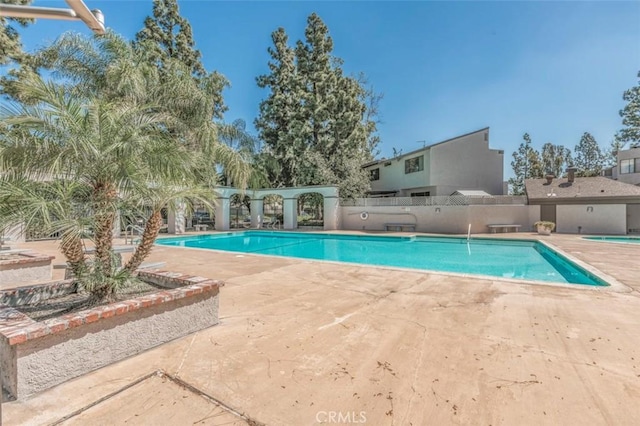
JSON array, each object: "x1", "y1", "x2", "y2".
[
  {"x1": 362, "y1": 127, "x2": 504, "y2": 197},
  {"x1": 603, "y1": 145, "x2": 640, "y2": 186}
]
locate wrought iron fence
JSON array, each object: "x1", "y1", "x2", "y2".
[
  {"x1": 340, "y1": 195, "x2": 527, "y2": 207},
  {"x1": 26, "y1": 229, "x2": 61, "y2": 241}
]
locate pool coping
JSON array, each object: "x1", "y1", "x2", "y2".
[
  {"x1": 581, "y1": 236, "x2": 640, "y2": 245},
  {"x1": 154, "y1": 232, "x2": 631, "y2": 293}
]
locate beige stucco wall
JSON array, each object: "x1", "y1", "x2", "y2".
[
  {"x1": 614, "y1": 147, "x2": 640, "y2": 185},
  {"x1": 556, "y1": 204, "x2": 627, "y2": 235},
  {"x1": 429, "y1": 130, "x2": 504, "y2": 195},
  {"x1": 367, "y1": 151, "x2": 431, "y2": 194},
  {"x1": 364, "y1": 130, "x2": 503, "y2": 196},
  {"x1": 2, "y1": 290, "x2": 219, "y2": 399},
  {"x1": 341, "y1": 205, "x2": 537, "y2": 234}
]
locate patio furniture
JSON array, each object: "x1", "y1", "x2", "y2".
[{"x1": 487, "y1": 224, "x2": 522, "y2": 233}]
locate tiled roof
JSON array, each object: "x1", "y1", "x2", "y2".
[{"x1": 525, "y1": 176, "x2": 640, "y2": 201}]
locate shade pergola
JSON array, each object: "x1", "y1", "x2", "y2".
[{"x1": 0, "y1": 0, "x2": 105, "y2": 34}]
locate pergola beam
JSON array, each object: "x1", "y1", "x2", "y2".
[{"x1": 0, "y1": 0, "x2": 105, "y2": 34}]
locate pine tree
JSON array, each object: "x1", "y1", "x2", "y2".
[
  {"x1": 615, "y1": 70, "x2": 640, "y2": 148},
  {"x1": 134, "y1": 0, "x2": 227, "y2": 119},
  {"x1": 255, "y1": 27, "x2": 302, "y2": 187},
  {"x1": 255, "y1": 14, "x2": 379, "y2": 198},
  {"x1": 0, "y1": 0, "x2": 31, "y2": 65},
  {"x1": 574, "y1": 132, "x2": 604, "y2": 177},
  {"x1": 541, "y1": 143, "x2": 572, "y2": 178},
  {"x1": 508, "y1": 133, "x2": 543, "y2": 195},
  {"x1": 604, "y1": 138, "x2": 626, "y2": 168},
  {"x1": 0, "y1": 0, "x2": 36, "y2": 100}
]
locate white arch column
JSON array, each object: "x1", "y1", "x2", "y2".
[
  {"x1": 250, "y1": 198, "x2": 264, "y2": 228},
  {"x1": 215, "y1": 197, "x2": 231, "y2": 231},
  {"x1": 283, "y1": 198, "x2": 298, "y2": 230},
  {"x1": 168, "y1": 201, "x2": 186, "y2": 234},
  {"x1": 323, "y1": 196, "x2": 339, "y2": 230}
]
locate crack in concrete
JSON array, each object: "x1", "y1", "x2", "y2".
[
  {"x1": 402, "y1": 327, "x2": 427, "y2": 425},
  {"x1": 174, "y1": 332, "x2": 198, "y2": 378}
]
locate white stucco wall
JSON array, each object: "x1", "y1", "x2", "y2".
[
  {"x1": 556, "y1": 204, "x2": 627, "y2": 235},
  {"x1": 341, "y1": 205, "x2": 537, "y2": 234}
]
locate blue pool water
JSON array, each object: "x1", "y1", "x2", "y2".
[
  {"x1": 583, "y1": 236, "x2": 640, "y2": 244},
  {"x1": 156, "y1": 232, "x2": 607, "y2": 286}
]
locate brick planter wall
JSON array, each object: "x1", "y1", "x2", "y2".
[
  {"x1": 0, "y1": 270, "x2": 222, "y2": 400},
  {"x1": 0, "y1": 252, "x2": 54, "y2": 287}
]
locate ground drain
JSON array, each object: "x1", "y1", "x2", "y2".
[{"x1": 50, "y1": 370, "x2": 264, "y2": 425}]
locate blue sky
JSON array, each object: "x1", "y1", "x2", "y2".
[{"x1": 7, "y1": 1, "x2": 640, "y2": 178}]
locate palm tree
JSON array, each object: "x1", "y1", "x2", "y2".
[
  {"x1": 1, "y1": 32, "x2": 252, "y2": 303},
  {"x1": 0, "y1": 76, "x2": 193, "y2": 300}
]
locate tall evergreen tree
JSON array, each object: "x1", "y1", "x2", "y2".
[
  {"x1": 615, "y1": 70, "x2": 640, "y2": 148},
  {"x1": 541, "y1": 143, "x2": 572, "y2": 178},
  {"x1": 255, "y1": 13, "x2": 379, "y2": 198},
  {"x1": 574, "y1": 132, "x2": 604, "y2": 177},
  {"x1": 0, "y1": 0, "x2": 36, "y2": 100},
  {"x1": 0, "y1": 0, "x2": 31, "y2": 65},
  {"x1": 604, "y1": 138, "x2": 626, "y2": 168},
  {"x1": 508, "y1": 133, "x2": 543, "y2": 195},
  {"x1": 255, "y1": 27, "x2": 303, "y2": 187},
  {"x1": 134, "y1": 0, "x2": 227, "y2": 119}
]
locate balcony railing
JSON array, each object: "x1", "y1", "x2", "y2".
[{"x1": 340, "y1": 195, "x2": 528, "y2": 207}]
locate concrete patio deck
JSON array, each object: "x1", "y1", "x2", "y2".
[{"x1": 3, "y1": 232, "x2": 640, "y2": 425}]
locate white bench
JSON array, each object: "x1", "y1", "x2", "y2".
[
  {"x1": 487, "y1": 224, "x2": 522, "y2": 233},
  {"x1": 384, "y1": 223, "x2": 416, "y2": 232},
  {"x1": 194, "y1": 224, "x2": 209, "y2": 232}
]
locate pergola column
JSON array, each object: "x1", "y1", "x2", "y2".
[
  {"x1": 323, "y1": 196, "x2": 339, "y2": 230},
  {"x1": 215, "y1": 197, "x2": 231, "y2": 231},
  {"x1": 167, "y1": 201, "x2": 186, "y2": 234},
  {"x1": 283, "y1": 198, "x2": 298, "y2": 230},
  {"x1": 250, "y1": 198, "x2": 264, "y2": 228}
]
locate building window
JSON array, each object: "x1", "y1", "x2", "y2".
[
  {"x1": 369, "y1": 168, "x2": 380, "y2": 181},
  {"x1": 620, "y1": 159, "x2": 636, "y2": 174},
  {"x1": 404, "y1": 155, "x2": 424, "y2": 174},
  {"x1": 410, "y1": 191, "x2": 430, "y2": 197}
]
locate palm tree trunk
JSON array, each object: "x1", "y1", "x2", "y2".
[
  {"x1": 124, "y1": 210, "x2": 163, "y2": 272},
  {"x1": 93, "y1": 182, "x2": 117, "y2": 275},
  {"x1": 60, "y1": 233, "x2": 86, "y2": 277}
]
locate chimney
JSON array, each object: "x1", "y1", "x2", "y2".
[
  {"x1": 566, "y1": 166, "x2": 577, "y2": 183},
  {"x1": 545, "y1": 171, "x2": 554, "y2": 184}
]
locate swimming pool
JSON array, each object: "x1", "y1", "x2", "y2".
[
  {"x1": 156, "y1": 232, "x2": 607, "y2": 286},
  {"x1": 583, "y1": 236, "x2": 640, "y2": 244}
]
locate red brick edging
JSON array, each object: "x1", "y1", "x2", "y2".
[
  {"x1": 0, "y1": 270, "x2": 222, "y2": 346},
  {"x1": 0, "y1": 251, "x2": 54, "y2": 267}
]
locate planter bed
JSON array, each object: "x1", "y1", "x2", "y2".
[
  {"x1": 0, "y1": 270, "x2": 222, "y2": 400},
  {"x1": 0, "y1": 251, "x2": 54, "y2": 288}
]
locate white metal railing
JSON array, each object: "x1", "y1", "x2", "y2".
[
  {"x1": 124, "y1": 224, "x2": 145, "y2": 245},
  {"x1": 340, "y1": 195, "x2": 527, "y2": 207}
]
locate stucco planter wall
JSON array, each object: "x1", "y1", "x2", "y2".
[
  {"x1": 0, "y1": 252, "x2": 54, "y2": 288},
  {"x1": 0, "y1": 270, "x2": 222, "y2": 400}
]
